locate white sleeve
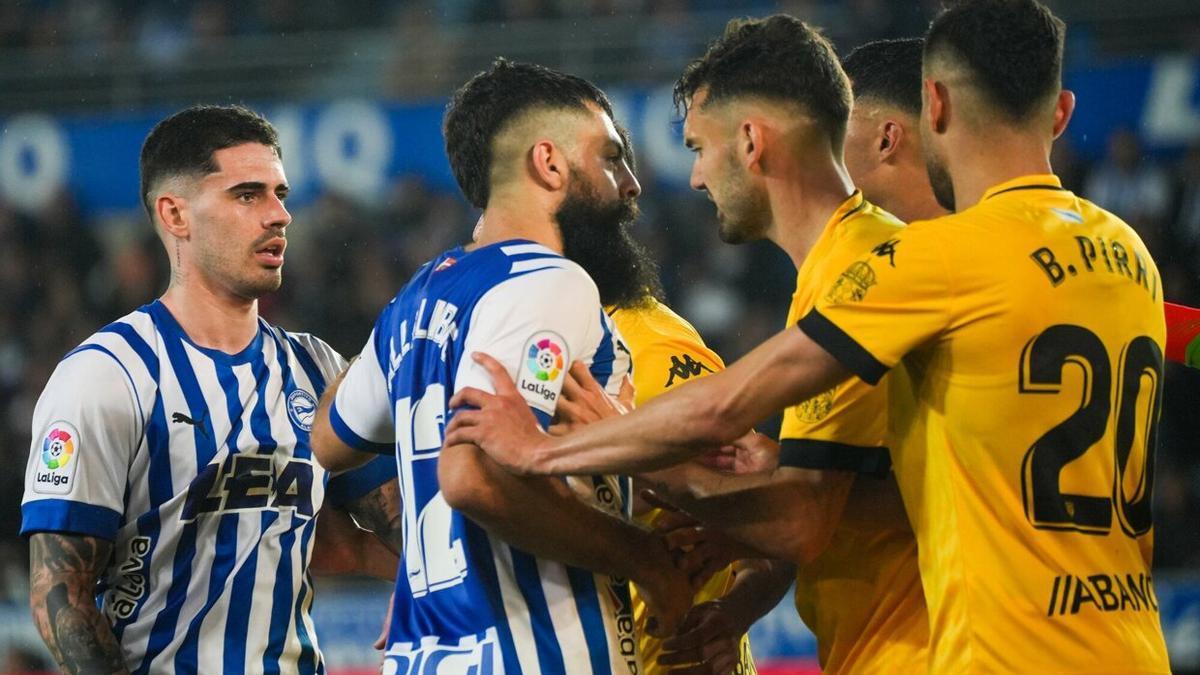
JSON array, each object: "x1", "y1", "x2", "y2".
[
  {"x1": 289, "y1": 331, "x2": 349, "y2": 385},
  {"x1": 21, "y1": 349, "x2": 140, "y2": 540},
  {"x1": 330, "y1": 328, "x2": 394, "y2": 453},
  {"x1": 454, "y1": 263, "x2": 604, "y2": 428}
]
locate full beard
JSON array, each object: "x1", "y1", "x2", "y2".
[{"x1": 556, "y1": 177, "x2": 664, "y2": 309}]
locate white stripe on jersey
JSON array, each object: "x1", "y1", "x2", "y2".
[
  {"x1": 491, "y1": 533, "x2": 543, "y2": 674},
  {"x1": 509, "y1": 258, "x2": 576, "y2": 275},
  {"x1": 537, "y1": 557, "x2": 591, "y2": 675},
  {"x1": 500, "y1": 243, "x2": 553, "y2": 256}
]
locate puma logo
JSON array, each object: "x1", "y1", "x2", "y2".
[{"x1": 171, "y1": 411, "x2": 210, "y2": 438}]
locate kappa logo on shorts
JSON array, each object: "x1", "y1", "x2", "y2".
[
  {"x1": 516, "y1": 331, "x2": 568, "y2": 414},
  {"x1": 287, "y1": 389, "x2": 318, "y2": 432},
  {"x1": 33, "y1": 420, "x2": 80, "y2": 495}
]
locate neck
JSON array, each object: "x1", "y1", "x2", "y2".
[
  {"x1": 160, "y1": 275, "x2": 260, "y2": 353},
  {"x1": 946, "y1": 126, "x2": 1054, "y2": 211},
  {"x1": 766, "y1": 154, "x2": 856, "y2": 269},
  {"x1": 472, "y1": 194, "x2": 563, "y2": 253}
]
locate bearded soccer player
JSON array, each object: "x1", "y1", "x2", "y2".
[
  {"x1": 309, "y1": 60, "x2": 691, "y2": 672},
  {"x1": 21, "y1": 105, "x2": 400, "y2": 674},
  {"x1": 547, "y1": 126, "x2": 796, "y2": 673},
  {"x1": 447, "y1": 2, "x2": 1172, "y2": 672}
]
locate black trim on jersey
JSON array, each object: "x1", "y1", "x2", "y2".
[
  {"x1": 779, "y1": 439, "x2": 892, "y2": 478},
  {"x1": 985, "y1": 184, "x2": 1067, "y2": 199},
  {"x1": 838, "y1": 200, "x2": 866, "y2": 222},
  {"x1": 798, "y1": 310, "x2": 889, "y2": 386}
]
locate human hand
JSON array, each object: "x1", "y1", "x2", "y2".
[
  {"x1": 548, "y1": 361, "x2": 634, "y2": 436},
  {"x1": 658, "y1": 600, "x2": 743, "y2": 674},
  {"x1": 445, "y1": 352, "x2": 546, "y2": 475},
  {"x1": 697, "y1": 431, "x2": 778, "y2": 475}
]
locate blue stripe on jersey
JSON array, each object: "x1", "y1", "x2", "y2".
[
  {"x1": 294, "y1": 519, "x2": 320, "y2": 675},
  {"x1": 463, "y1": 523, "x2": 522, "y2": 674},
  {"x1": 140, "y1": 324, "x2": 220, "y2": 674},
  {"x1": 567, "y1": 567, "x2": 613, "y2": 675},
  {"x1": 19, "y1": 500, "x2": 121, "y2": 539},
  {"x1": 283, "y1": 331, "x2": 328, "y2": 392},
  {"x1": 101, "y1": 318, "x2": 161, "y2": 381},
  {"x1": 510, "y1": 550, "x2": 567, "y2": 675},
  {"x1": 175, "y1": 348, "x2": 273, "y2": 672},
  {"x1": 137, "y1": 523, "x2": 200, "y2": 675},
  {"x1": 590, "y1": 310, "x2": 616, "y2": 388},
  {"x1": 262, "y1": 518, "x2": 298, "y2": 674},
  {"x1": 64, "y1": 344, "x2": 145, "y2": 434},
  {"x1": 223, "y1": 514, "x2": 266, "y2": 675}
]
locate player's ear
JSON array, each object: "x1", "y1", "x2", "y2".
[
  {"x1": 1051, "y1": 89, "x2": 1075, "y2": 140},
  {"x1": 529, "y1": 139, "x2": 567, "y2": 192},
  {"x1": 741, "y1": 120, "x2": 765, "y2": 174},
  {"x1": 155, "y1": 192, "x2": 189, "y2": 239},
  {"x1": 924, "y1": 79, "x2": 949, "y2": 135},
  {"x1": 879, "y1": 120, "x2": 903, "y2": 162}
]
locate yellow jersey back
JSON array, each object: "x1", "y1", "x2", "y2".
[
  {"x1": 609, "y1": 300, "x2": 756, "y2": 674},
  {"x1": 804, "y1": 175, "x2": 1170, "y2": 673},
  {"x1": 782, "y1": 192, "x2": 928, "y2": 674}
]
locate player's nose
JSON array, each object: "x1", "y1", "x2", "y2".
[{"x1": 265, "y1": 194, "x2": 291, "y2": 229}]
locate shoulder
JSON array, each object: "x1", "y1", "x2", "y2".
[
  {"x1": 268, "y1": 326, "x2": 346, "y2": 370},
  {"x1": 612, "y1": 299, "x2": 705, "y2": 348}
]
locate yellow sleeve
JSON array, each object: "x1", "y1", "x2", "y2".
[{"x1": 802, "y1": 223, "x2": 955, "y2": 386}]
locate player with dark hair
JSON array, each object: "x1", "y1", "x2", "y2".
[
  {"x1": 842, "y1": 38, "x2": 947, "y2": 224},
  {"x1": 310, "y1": 60, "x2": 691, "y2": 672},
  {"x1": 22, "y1": 104, "x2": 400, "y2": 674},
  {"x1": 448, "y1": 2, "x2": 1172, "y2": 672}
]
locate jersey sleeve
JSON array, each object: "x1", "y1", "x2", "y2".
[
  {"x1": 630, "y1": 327, "x2": 724, "y2": 406},
  {"x1": 329, "y1": 328, "x2": 394, "y2": 454},
  {"x1": 801, "y1": 224, "x2": 955, "y2": 385},
  {"x1": 21, "y1": 349, "x2": 141, "y2": 540},
  {"x1": 454, "y1": 264, "x2": 603, "y2": 429},
  {"x1": 325, "y1": 456, "x2": 396, "y2": 509}
]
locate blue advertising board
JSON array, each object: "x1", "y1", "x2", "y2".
[{"x1": 2, "y1": 55, "x2": 1199, "y2": 218}]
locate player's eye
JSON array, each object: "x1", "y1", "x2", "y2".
[{"x1": 237, "y1": 192, "x2": 259, "y2": 204}]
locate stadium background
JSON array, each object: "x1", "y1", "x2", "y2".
[{"x1": 1, "y1": 0, "x2": 1199, "y2": 672}]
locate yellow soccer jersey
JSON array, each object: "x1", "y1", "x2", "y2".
[
  {"x1": 610, "y1": 300, "x2": 756, "y2": 675},
  {"x1": 803, "y1": 176, "x2": 1170, "y2": 674},
  {"x1": 781, "y1": 192, "x2": 928, "y2": 674}
]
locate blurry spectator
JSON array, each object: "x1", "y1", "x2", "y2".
[
  {"x1": 1170, "y1": 143, "x2": 1200, "y2": 298},
  {"x1": 1085, "y1": 128, "x2": 1172, "y2": 257}
]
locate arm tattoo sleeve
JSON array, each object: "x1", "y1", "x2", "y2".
[
  {"x1": 30, "y1": 533, "x2": 128, "y2": 675},
  {"x1": 344, "y1": 480, "x2": 403, "y2": 556}
]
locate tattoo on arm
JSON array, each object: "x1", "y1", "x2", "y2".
[
  {"x1": 30, "y1": 533, "x2": 128, "y2": 675},
  {"x1": 345, "y1": 480, "x2": 403, "y2": 555}
]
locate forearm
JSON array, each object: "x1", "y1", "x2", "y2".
[
  {"x1": 720, "y1": 559, "x2": 797, "y2": 635},
  {"x1": 441, "y1": 444, "x2": 668, "y2": 583},
  {"x1": 29, "y1": 534, "x2": 128, "y2": 675},
  {"x1": 529, "y1": 326, "x2": 848, "y2": 476},
  {"x1": 311, "y1": 364, "x2": 374, "y2": 472},
  {"x1": 645, "y1": 465, "x2": 854, "y2": 565}
]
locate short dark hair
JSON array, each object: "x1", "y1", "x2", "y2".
[
  {"x1": 925, "y1": 0, "x2": 1065, "y2": 122},
  {"x1": 443, "y1": 58, "x2": 615, "y2": 209},
  {"x1": 139, "y1": 105, "x2": 280, "y2": 221},
  {"x1": 673, "y1": 15, "x2": 852, "y2": 147},
  {"x1": 842, "y1": 38, "x2": 924, "y2": 115}
]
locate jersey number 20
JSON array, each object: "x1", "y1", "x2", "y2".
[{"x1": 1018, "y1": 324, "x2": 1160, "y2": 538}]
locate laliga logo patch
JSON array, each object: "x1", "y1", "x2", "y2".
[
  {"x1": 287, "y1": 390, "x2": 318, "y2": 432},
  {"x1": 517, "y1": 331, "x2": 568, "y2": 414},
  {"x1": 33, "y1": 421, "x2": 80, "y2": 495}
]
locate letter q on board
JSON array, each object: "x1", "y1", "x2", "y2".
[
  {"x1": 0, "y1": 114, "x2": 68, "y2": 213},
  {"x1": 312, "y1": 100, "x2": 392, "y2": 202}
]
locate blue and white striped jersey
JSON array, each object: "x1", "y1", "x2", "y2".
[
  {"x1": 329, "y1": 240, "x2": 638, "y2": 674},
  {"x1": 20, "y1": 300, "x2": 394, "y2": 675}
]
